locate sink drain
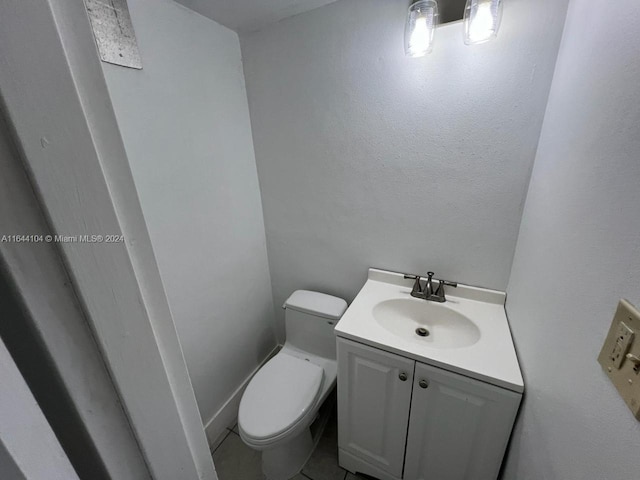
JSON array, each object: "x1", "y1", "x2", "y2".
[{"x1": 415, "y1": 327, "x2": 429, "y2": 337}]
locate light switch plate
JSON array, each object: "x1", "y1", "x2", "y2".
[{"x1": 598, "y1": 299, "x2": 640, "y2": 420}]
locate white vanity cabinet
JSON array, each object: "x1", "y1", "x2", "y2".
[
  {"x1": 337, "y1": 338, "x2": 521, "y2": 480},
  {"x1": 337, "y1": 338, "x2": 414, "y2": 478},
  {"x1": 403, "y1": 362, "x2": 521, "y2": 480}
]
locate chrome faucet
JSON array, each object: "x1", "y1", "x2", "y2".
[{"x1": 404, "y1": 271, "x2": 458, "y2": 303}]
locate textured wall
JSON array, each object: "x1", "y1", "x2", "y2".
[
  {"x1": 504, "y1": 0, "x2": 640, "y2": 478},
  {"x1": 241, "y1": 0, "x2": 570, "y2": 338},
  {"x1": 102, "y1": 0, "x2": 276, "y2": 425}
]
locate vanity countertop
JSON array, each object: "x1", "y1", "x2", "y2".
[{"x1": 334, "y1": 268, "x2": 524, "y2": 393}]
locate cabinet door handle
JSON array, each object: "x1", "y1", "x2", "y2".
[
  {"x1": 399, "y1": 372, "x2": 408, "y2": 381},
  {"x1": 419, "y1": 379, "x2": 429, "y2": 389}
]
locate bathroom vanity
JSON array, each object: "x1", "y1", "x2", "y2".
[{"x1": 334, "y1": 269, "x2": 524, "y2": 480}]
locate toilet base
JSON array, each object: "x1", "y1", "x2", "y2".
[
  {"x1": 262, "y1": 428, "x2": 314, "y2": 480},
  {"x1": 261, "y1": 394, "x2": 335, "y2": 480}
]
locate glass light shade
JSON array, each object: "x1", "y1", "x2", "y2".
[
  {"x1": 463, "y1": 0, "x2": 503, "y2": 45},
  {"x1": 405, "y1": 1, "x2": 438, "y2": 57}
]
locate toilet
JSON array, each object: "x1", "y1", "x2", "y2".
[{"x1": 238, "y1": 290, "x2": 347, "y2": 480}]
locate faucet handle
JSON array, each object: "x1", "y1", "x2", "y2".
[
  {"x1": 404, "y1": 274, "x2": 423, "y2": 296},
  {"x1": 434, "y1": 278, "x2": 458, "y2": 299}
]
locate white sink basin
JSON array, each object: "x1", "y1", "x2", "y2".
[
  {"x1": 373, "y1": 298, "x2": 481, "y2": 349},
  {"x1": 334, "y1": 268, "x2": 524, "y2": 393}
]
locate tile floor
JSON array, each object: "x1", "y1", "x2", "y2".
[{"x1": 210, "y1": 408, "x2": 371, "y2": 480}]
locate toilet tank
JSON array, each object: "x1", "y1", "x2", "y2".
[{"x1": 283, "y1": 290, "x2": 348, "y2": 360}]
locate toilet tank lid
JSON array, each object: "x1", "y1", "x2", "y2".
[{"x1": 283, "y1": 290, "x2": 348, "y2": 320}]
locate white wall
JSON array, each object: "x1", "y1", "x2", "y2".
[
  {"x1": 241, "y1": 0, "x2": 570, "y2": 338},
  {"x1": 102, "y1": 0, "x2": 276, "y2": 426},
  {"x1": 174, "y1": 0, "x2": 340, "y2": 33},
  {"x1": 504, "y1": 1, "x2": 640, "y2": 478}
]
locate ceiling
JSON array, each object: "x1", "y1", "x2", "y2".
[{"x1": 174, "y1": 0, "x2": 341, "y2": 33}]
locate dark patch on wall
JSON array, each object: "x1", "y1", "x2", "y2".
[{"x1": 0, "y1": 266, "x2": 110, "y2": 480}]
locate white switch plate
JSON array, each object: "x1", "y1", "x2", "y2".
[{"x1": 598, "y1": 299, "x2": 640, "y2": 420}]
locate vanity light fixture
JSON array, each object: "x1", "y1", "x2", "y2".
[
  {"x1": 463, "y1": 0, "x2": 503, "y2": 45},
  {"x1": 405, "y1": 0, "x2": 438, "y2": 57},
  {"x1": 405, "y1": 0, "x2": 504, "y2": 55}
]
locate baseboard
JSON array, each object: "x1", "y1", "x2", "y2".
[{"x1": 204, "y1": 344, "x2": 281, "y2": 447}]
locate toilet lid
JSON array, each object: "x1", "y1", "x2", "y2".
[{"x1": 239, "y1": 353, "x2": 324, "y2": 440}]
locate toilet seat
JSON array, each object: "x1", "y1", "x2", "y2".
[{"x1": 239, "y1": 352, "x2": 324, "y2": 443}]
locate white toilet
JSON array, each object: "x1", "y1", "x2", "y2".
[{"x1": 238, "y1": 290, "x2": 347, "y2": 480}]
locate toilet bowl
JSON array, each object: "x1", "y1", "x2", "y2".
[{"x1": 238, "y1": 290, "x2": 347, "y2": 480}]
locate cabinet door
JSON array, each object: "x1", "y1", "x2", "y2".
[
  {"x1": 404, "y1": 363, "x2": 521, "y2": 480},
  {"x1": 337, "y1": 338, "x2": 414, "y2": 478}
]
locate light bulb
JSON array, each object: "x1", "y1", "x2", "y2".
[
  {"x1": 409, "y1": 17, "x2": 429, "y2": 55},
  {"x1": 468, "y1": 3, "x2": 493, "y2": 42},
  {"x1": 464, "y1": 0, "x2": 503, "y2": 45},
  {"x1": 405, "y1": 1, "x2": 438, "y2": 57}
]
